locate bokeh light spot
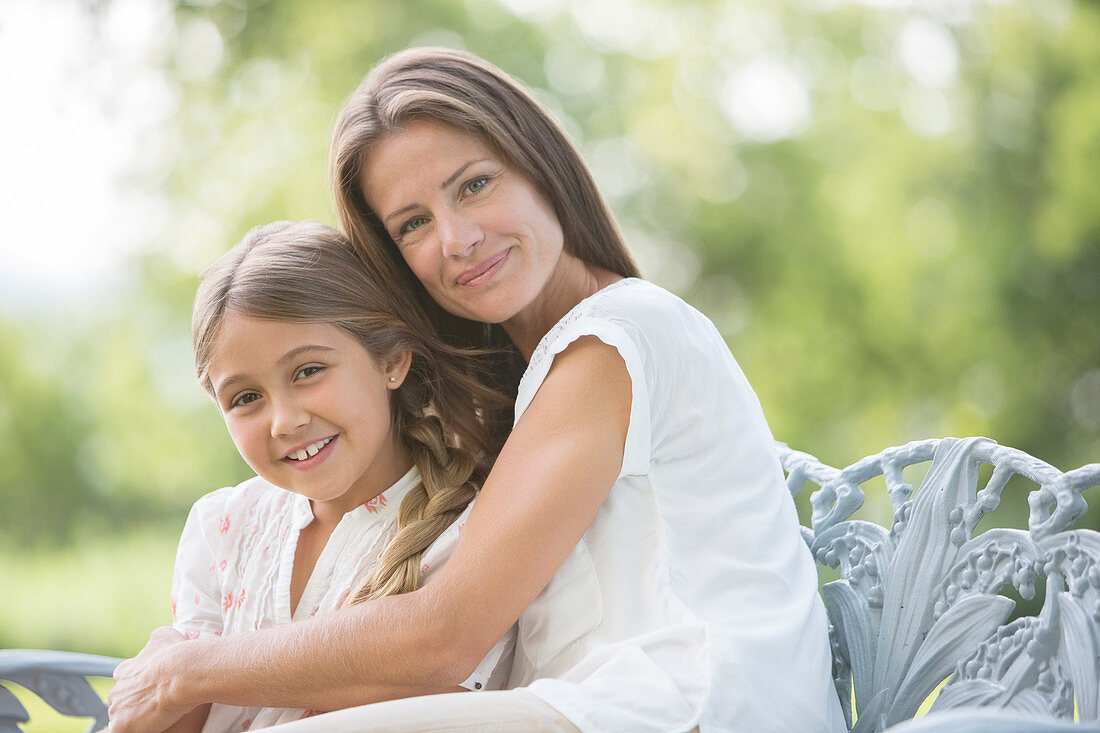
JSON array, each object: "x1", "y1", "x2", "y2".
[{"x1": 720, "y1": 59, "x2": 811, "y2": 143}]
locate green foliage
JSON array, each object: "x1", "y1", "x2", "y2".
[
  {"x1": 0, "y1": 530, "x2": 176, "y2": 655},
  {"x1": 1, "y1": 0, "x2": 1097, "y2": 655}
]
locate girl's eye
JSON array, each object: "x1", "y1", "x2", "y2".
[
  {"x1": 295, "y1": 365, "x2": 324, "y2": 380},
  {"x1": 231, "y1": 392, "x2": 261, "y2": 409},
  {"x1": 463, "y1": 176, "x2": 489, "y2": 196}
]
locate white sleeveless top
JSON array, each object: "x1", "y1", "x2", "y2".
[{"x1": 509, "y1": 279, "x2": 845, "y2": 733}]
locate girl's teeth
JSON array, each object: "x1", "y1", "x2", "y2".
[{"x1": 288, "y1": 437, "x2": 332, "y2": 461}]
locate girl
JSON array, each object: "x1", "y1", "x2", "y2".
[
  {"x1": 166, "y1": 219, "x2": 514, "y2": 731},
  {"x1": 110, "y1": 50, "x2": 845, "y2": 733}
]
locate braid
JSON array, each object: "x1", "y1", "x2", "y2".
[
  {"x1": 347, "y1": 412, "x2": 481, "y2": 604},
  {"x1": 343, "y1": 333, "x2": 504, "y2": 605}
]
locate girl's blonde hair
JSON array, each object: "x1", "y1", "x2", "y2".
[
  {"x1": 192, "y1": 220, "x2": 504, "y2": 603},
  {"x1": 330, "y1": 47, "x2": 642, "y2": 442}
]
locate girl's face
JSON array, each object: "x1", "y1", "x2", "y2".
[
  {"x1": 206, "y1": 313, "x2": 412, "y2": 518},
  {"x1": 361, "y1": 120, "x2": 566, "y2": 327}
]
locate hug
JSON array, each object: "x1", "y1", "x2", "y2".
[{"x1": 105, "y1": 47, "x2": 842, "y2": 733}]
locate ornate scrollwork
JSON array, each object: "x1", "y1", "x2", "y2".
[{"x1": 777, "y1": 437, "x2": 1100, "y2": 732}]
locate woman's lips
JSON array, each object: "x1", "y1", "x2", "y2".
[{"x1": 456, "y1": 249, "x2": 509, "y2": 287}]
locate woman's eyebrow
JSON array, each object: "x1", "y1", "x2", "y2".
[
  {"x1": 381, "y1": 159, "x2": 489, "y2": 227},
  {"x1": 440, "y1": 159, "x2": 486, "y2": 189}
]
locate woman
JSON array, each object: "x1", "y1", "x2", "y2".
[{"x1": 108, "y1": 48, "x2": 844, "y2": 733}]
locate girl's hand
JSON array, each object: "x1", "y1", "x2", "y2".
[{"x1": 107, "y1": 627, "x2": 194, "y2": 733}]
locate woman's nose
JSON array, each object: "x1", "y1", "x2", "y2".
[
  {"x1": 270, "y1": 397, "x2": 310, "y2": 438},
  {"x1": 438, "y1": 212, "x2": 483, "y2": 258}
]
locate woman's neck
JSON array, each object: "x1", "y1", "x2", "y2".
[{"x1": 502, "y1": 254, "x2": 623, "y2": 361}]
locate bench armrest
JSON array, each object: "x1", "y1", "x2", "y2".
[{"x1": 0, "y1": 649, "x2": 121, "y2": 733}]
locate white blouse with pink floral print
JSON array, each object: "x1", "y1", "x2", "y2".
[{"x1": 171, "y1": 465, "x2": 513, "y2": 733}]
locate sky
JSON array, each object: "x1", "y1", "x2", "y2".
[{"x1": 0, "y1": 0, "x2": 178, "y2": 315}]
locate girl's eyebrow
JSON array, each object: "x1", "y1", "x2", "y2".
[
  {"x1": 277, "y1": 343, "x2": 336, "y2": 363},
  {"x1": 213, "y1": 344, "x2": 337, "y2": 398},
  {"x1": 381, "y1": 158, "x2": 489, "y2": 227}
]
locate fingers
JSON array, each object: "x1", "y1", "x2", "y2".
[
  {"x1": 149, "y1": 626, "x2": 187, "y2": 647},
  {"x1": 105, "y1": 627, "x2": 188, "y2": 733}
]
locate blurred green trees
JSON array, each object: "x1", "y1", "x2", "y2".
[{"x1": 0, "y1": 0, "x2": 1097, "y2": 656}]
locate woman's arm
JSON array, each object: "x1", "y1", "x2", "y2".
[
  {"x1": 160, "y1": 703, "x2": 210, "y2": 733},
  {"x1": 108, "y1": 336, "x2": 631, "y2": 732}
]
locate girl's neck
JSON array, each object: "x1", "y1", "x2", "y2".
[
  {"x1": 293, "y1": 458, "x2": 412, "y2": 615},
  {"x1": 310, "y1": 451, "x2": 413, "y2": 527},
  {"x1": 503, "y1": 254, "x2": 623, "y2": 361}
]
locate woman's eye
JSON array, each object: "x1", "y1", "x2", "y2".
[
  {"x1": 295, "y1": 365, "x2": 324, "y2": 380},
  {"x1": 463, "y1": 176, "x2": 489, "y2": 196},
  {"x1": 399, "y1": 216, "x2": 428, "y2": 237}
]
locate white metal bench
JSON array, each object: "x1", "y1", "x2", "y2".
[
  {"x1": 779, "y1": 436, "x2": 1100, "y2": 732},
  {"x1": 3, "y1": 436, "x2": 1099, "y2": 731}
]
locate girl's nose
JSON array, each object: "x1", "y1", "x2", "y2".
[
  {"x1": 270, "y1": 397, "x2": 310, "y2": 438},
  {"x1": 438, "y1": 212, "x2": 483, "y2": 258}
]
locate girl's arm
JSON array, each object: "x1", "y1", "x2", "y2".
[{"x1": 107, "y1": 336, "x2": 631, "y2": 732}]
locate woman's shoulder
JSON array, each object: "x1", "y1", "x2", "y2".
[
  {"x1": 553, "y1": 278, "x2": 716, "y2": 358},
  {"x1": 583, "y1": 277, "x2": 682, "y2": 314},
  {"x1": 527, "y1": 278, "x2": 717, "y2": 378},
  {"x1": 583, "y1": 278, "x2": 712, "y2": 335},
  {"x1": 519, "y1": 279, "x2": 702, "y2": 417},
  {"x1": 538, "y1": 278, "x2": 685, "y2": 345}
]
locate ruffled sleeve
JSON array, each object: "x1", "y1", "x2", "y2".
[
  {"x1": 515, "y1": 292, "x2": 652, "y2": 480},
  {"x1": 170, "y1": 492, "x2": 227, "y2": 640}
]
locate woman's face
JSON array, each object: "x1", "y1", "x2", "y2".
[{"x1": 361, "y1": 120, "x2": 565, "y2": 326}]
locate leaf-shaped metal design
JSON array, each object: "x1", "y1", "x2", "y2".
[
  {"x1": 776, "y1": 437, "x2": 1100, "y2": 732},
  {"x1": 824, "y1": 579, "x2": 877, "y2": 719},
  {"x1": 0, "y1": 684, "x2": 29, "y2": 733},
  {"x1": 0, "y1": 650, "x2": 118, "y2": 733},
  {"x1": 890, "y1": 593, "x2": 1015, "y2": 722},
  {"x1": 1057, "y1": 593, "x2": 1100, "y2": 720},
  {"x1": 930, "y1": 677, "x2": 1003, "y2": 710},
  {"x1": 874, "y1": 439, "x2": 989, "y2": 709}
]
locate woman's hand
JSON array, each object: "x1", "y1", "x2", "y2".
[{"x1": 107, "y1": 627, "x2": 195, "y2": 733}]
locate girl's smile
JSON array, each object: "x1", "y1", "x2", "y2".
[
  {"x1": 206, "y1": 314, "x2": 412, "y2": 522},
  {"x1": 282, "y1": 435, "x2": 337, "y2": 469}
]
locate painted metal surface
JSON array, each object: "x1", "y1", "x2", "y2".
[
  {"x1": 779, "y1": 437, "x2": 1100, "y2": 733},
  {"x1": 0, "y1": 649, "x2": 118, "y2": 732}
]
